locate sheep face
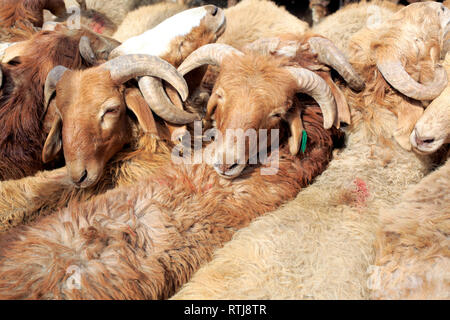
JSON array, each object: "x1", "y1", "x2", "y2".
[
  {"x1": 43, "y1": 54, "x2": 191, "y2": 188},
  {"x1": 109, "y1": 5, "x2": 226, "y2": 67},
  {"x1": 208, "y1": 54, "x2": 301, "y2": 179},
  {"x1": 410, "y1": 88, "x2": 450, "y2": 154},
  {"x1": 48, "y1": 69, "x2": 131, "y2": 188}
]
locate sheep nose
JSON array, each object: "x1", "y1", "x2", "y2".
[
  {"x1": 415, "y1": 135, "x2": 435, "y2": 146},
  {"x1": 74, "y1": 170, "x2": 88, "y2": 186}
]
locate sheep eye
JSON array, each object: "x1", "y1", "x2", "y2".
[
  {"x1": 102, "y1": 106, "x2": 120, "y2": 120},
  {"x1": 270, "y1": 113, "x2": 282, "y2": 119},
  {"x1": 104, "y1": 107, "x2": 119, "y2": 115}
]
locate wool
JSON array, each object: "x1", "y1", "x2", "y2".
[{"x1": 0, "y1": 105, "x2": 342, "y2": 299}]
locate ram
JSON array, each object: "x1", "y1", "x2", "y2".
[
  {"x1": 0, "y1": 85, "x2": 342, "y2": 300},
  {"x1": 0, "y1": 5, "x2": 225, "y2": 232},
  {"x1": 367, "y1": 55, "x2": 450, "y2": 299},
  {"x1": 177, "y1": 34, "x2": 363, "y2": 178},
  {"x1": 172, "y1": 2, "x2": 450, "y2": 300},
  {"x1": 0, "y1": 25, "x2": 119, "y2": 181},
  {"x1": 410, "y1": 54, "x2": 450, "y2": 155}
]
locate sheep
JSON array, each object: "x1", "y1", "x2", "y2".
[
  {"x1": 0, "y1": 25, "x2": 120, "y2": 181},
  {"x1": 410, "y1": 53, "x2": 450, "y2": 155},
  {"x1": 311, "y1": 0, "x2": 403, "y2": 55},
  {"x1": 172, "y1": 3, "x2": 449, "y2": 300},
  {"x1": 0, "y1": 99, "x2": 342, "y2": 299},
  {"x1": 109, "y1": 4, "x2": 226, "y2": 144},
  {"x1": 368, "y1": 158, "x2": 449, "y2": 300},
  {"x1": 0, "y1": 4, "x2": 227, "y2": 232},
  {"x1": 113, "y1": 2, "x2": 189, "y2": 42},
  {"x1": 345, "y1": 1, "x2": 450, "y2": 151},
  {"x1": 176, "y1": 33, "x2": 364, "y2": 178}
]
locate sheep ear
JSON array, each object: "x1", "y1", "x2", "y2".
[
  {"x1": 286, "y1": 104, "x2": 304, "y2": 156},
  {"x1": 42, "y1": 116, "x2": 63, "y2": 163},
  {"x1": 124, "y1": 87, "x2": 159, "y2": 136}
]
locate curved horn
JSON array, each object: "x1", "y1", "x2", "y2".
[
  {"x1": 44, "y1": 65, "x2": 69, "y2": 114},
  {"x1": 308, "y1": 37, "x2": 365, "y2": 91},
  {"x1": 102, "y1": 54, "x2": 188, "y2": 101},
  {"x1": 285, "y1": 66, "x2": 337, "y2": 129},
  {"x1": 79, "y1": 36, "x2": 96, "y2": 65},
  {"x1": 138, "y1": 76, "x2": 199, "y2": 125},
  {"x1": 178, "y1": 43, "x2": 244, "y2": 76},
  {"x1": 376, "y1": 53, "x2": 448, "y2": 101}
]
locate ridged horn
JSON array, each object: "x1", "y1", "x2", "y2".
[
  {"x1": 102, "y1": 54, "x2": 188, "y2": 100},
  {"x1": 177, "y1": 43, "x2": 244, "y2": 76},
  {"x1": 285, "y1": 66, "x2": 337, "y2": 129},
  {"x1": 308, "y1": 37, "x2": 365, "y2": 91},
  {"x1": 376, "y1": 53, "x2": 448, "y2": 101},
  {"x1": 79, "y1": 36, "x2": 96, "y2": 65},
  {"x1": 101, "y1": 54, "x2": 194, "y2": 124},
  {"x1": 138, "y1": 76, "x2": 199, "y2": 125},
  {"x1": 44, "y1": 65, "x2": 69, "y2": 114}
]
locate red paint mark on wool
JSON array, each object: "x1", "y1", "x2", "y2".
[
  {"x1": 352, "y1": 178, "x2": 370, "y2": 207},
  {"x1": 90, "y1": 15, "x2": 105, "y2": 34}
]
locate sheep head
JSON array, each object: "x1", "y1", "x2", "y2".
[
  {"x1": 366, "y1": 2, "x2": 450, "y2": 101},
  {"x1": 410, "y1": 53, "x2": 450, "y2": 154},
  {"x1": 42, "y1": 54, "x2": 191, "y2": 188},
  {"x1": 178, "y1": 37, "x2": 361, "y2": 179},
  {"x1": 109, "y1": 5, "x2": 226, "y2": 67}
]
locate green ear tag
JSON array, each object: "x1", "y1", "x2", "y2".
[{"x1": 301, "y1": 130, "x2": 308, "y2": 154}]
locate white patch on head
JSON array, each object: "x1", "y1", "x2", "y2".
[{"x1": 114, "y1": 7, "x2": 208, "y2": 58}]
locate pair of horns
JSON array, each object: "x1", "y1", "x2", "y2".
[
  {"x1": 44, "y1": 54, "x2": 199, "y2": 125},
  {"x1": 244, "y1": 36, "x2": 365, "y2": 91},
  {"x1": 178, "y1": 42, "x2": 341, "y2": 129}
]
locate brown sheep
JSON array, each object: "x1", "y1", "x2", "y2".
[
  {"x1": 177, "y1": 33, "x2": 363, "y2": 178},
  {"x1": 0, "y1": 5, "x2": 226, "y2": 231},
  {"x1": 172, "y1": 3, "x2": 449, "y2": 300},
  {"x1": 0, "y1": 25, "x2": 120, "y2": 181},
  {"x1": 0, "y1": 103, "x2": 343, "y2": 300}
]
